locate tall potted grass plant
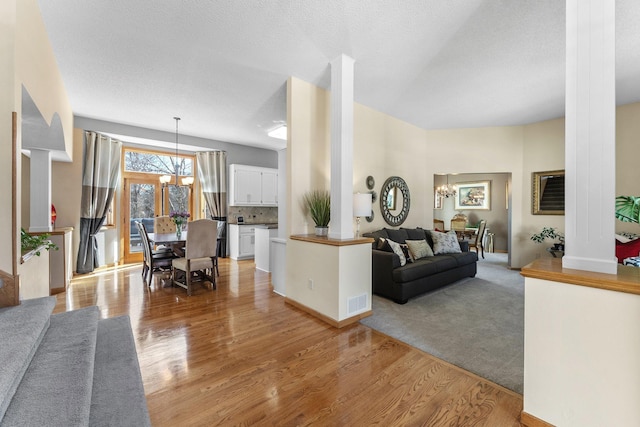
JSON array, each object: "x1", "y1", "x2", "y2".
[{"x1": 304, "y1": 190, "x2": 330, "y2": 236}]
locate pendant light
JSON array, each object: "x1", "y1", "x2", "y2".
[
  {"x1": 174, "y1": 116, "x2": 181, "y2": 186},
  {"x1": 437, "y1": 174, "x2": 457, "y2": 198}
]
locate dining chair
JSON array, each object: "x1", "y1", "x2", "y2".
[
  {"x1": 153, "y1": 216, "x2": 175, "y2": 251},
  {"x1": 469, "y1": 220, "x2": 487, "y2": 259},
  {"x1": 136, "y1": 221, "x2": 177, "y2": 285},
  {"x1": 172, "y1": 219, "x2": 219, "y2": 296},
  {"x1": 433, "y1": 219, "x2": 445, "y2": 231},
  {"x1": 450, "y1": 218, "x2": 467, "y2": 239}
]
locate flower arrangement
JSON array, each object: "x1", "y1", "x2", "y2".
[{"x1": 170, "y1": 211, "x2": 190, "y2": 229}]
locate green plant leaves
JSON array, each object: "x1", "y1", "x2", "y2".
[
  {"x1": 615, "y1": 196, "x2": 640, "y2": 224},
  {"x1": 304, "y1": 190, "x2": 330, "y2": 227}
]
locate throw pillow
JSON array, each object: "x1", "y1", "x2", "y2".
[
  {"x1": 430, "y1": 230, "x2": 462, "y2": 254},
  {"x1": 400, "y1": 243, "x2": 414, "y2": 263},
  {"x1": 386, "y1": 239, "x2": 407, "y2": 266},
  {"x1": 377, "y1": 237, "x2": 393, "y2": 252},
  {"x1": 406, "y1": 239, "x2": 434, "y2": 260}
]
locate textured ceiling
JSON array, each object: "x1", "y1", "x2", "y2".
[{"x1": 37, "y1": 0, "x2": 640, "y2": 151}]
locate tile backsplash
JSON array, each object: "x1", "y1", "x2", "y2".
[{"x1": 228, "y1": 206, "x2": 278, "y2": 224}]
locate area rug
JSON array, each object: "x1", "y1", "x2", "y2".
[{"x1": 360, "y1": 253, "x2": 524, "y2": 394}]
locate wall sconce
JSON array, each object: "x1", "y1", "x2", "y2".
[{"x1": 353, "y1": 193, "x2": 372, "y2": 238}]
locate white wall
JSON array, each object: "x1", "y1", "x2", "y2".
[
  {"x1": 524, "y1": 277, "x2": 640, "y2": 426},
  {"x1": 1, "y1": 0, "x2": 72, "y2": 294}
]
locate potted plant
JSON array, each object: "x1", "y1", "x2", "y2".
[
  {"x1": 615, "y1": 195, "x2": 640, "y2": 224},
  {"x1": 21, "y1": 228, "x2": 58, "y2": 256},
  {"x1": 303, "y1": 190, "x2": 330, "y2": 236},
  {"x1": 530, "y1": 226, "x2": 565, "y2": 250}
]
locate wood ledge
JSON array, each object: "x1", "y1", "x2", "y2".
[
  {"x1": 290, "y1": 234, "x2": 374, "y2": 247},
  {"x1": 521, "y1": 411, "x2": 555, "y2": 427},
  {"x1": 521, "y1": 258, "x2": 640, "y2": 296}
]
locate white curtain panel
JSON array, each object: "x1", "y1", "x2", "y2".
[{"x1": 196, "y1": 151, "x2": 227, "y2": 218}]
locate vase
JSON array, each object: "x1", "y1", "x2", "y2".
[
  {"x1": 315, "y1": 226, "x2": 328, "y2": 236},
  {"x1": 176, "y1": 224, "x2": 182, "y2": 239}
]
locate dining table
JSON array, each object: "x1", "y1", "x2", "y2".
[{"x1": 148, "y1": 231, "x2": 188, "y2": 257}]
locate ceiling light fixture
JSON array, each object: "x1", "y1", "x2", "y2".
[
  {"x1": 437, "y1": 175, "x2": 457, "y2": 198},
  {"x1": 267, "y1": 124, "x2": 287, "y2": 140}
]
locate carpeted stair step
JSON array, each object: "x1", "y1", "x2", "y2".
[
  {"x1": 1, "y1": 306, "x2": 100, "y2": 427},
  {"x1": 0, "y1": 296, "x2": 56, "y2": 422},
  {"x1": 89, "y1": 315, "x2": 151, "y2": 427}
]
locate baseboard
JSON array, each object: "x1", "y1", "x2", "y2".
[
  {"x1": 521, "y1": 411, "x2": 555, "y2": 427},
  {"x1": 50, "y1": 287, "x2": 66, "y2": 295},
  {"x1": 285, "y1": 297, "x2": 372, "y2": 328}
]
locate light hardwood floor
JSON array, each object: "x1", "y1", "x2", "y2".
[{"x1": 53, "y1": 258, "x2": 523, "y2": 426}]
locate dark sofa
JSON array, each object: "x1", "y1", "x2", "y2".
[{"x1": 363, "y1": 227, "x2": 478, "y2": 304}]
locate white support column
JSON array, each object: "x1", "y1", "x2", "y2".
[
  {"x1": 563, "y1": 0, "x2": 617, "y2": 274},
  {"x1": 29, "y1": 149, "x2": 52, "y2": 233},
  {"x1": 328, "y1": 54, "x2": 355, "y2": 240}
]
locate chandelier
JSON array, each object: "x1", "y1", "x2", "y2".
[
  {"x1": 159, "y1": 117, "x2": 194, "y2": 187},
  {"x1": 437, "y1": 175, "x2": 457, "y2": 198}
]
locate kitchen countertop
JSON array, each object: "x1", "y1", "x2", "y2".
[{"x1": 254, "y1": 223, "x2": 279, "y2": 229}]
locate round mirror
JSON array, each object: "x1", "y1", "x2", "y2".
[{"x1": 380, "y1": 176, "x2": 410, "y2": 226}]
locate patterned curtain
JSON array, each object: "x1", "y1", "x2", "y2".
[
  {"x1": 196, "y1": 151, "x2": 227, "y2": 218},
  {"x1": 76, "y1": 131, "x2": 122, "y2": 274}
]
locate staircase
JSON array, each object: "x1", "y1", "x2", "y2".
[{"x1": 0, "y1": 297, "x2": 150, "y2": 426}]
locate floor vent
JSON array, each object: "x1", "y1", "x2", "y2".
[{"x1": 347, "y1": 293, "x2": 367, "y2": 315}]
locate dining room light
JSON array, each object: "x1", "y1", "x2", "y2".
[
  {"x1": 159, "y1": 175, "x2": 172, "y2": 185},
  {"x1": 181, "y1": 176, "x2": 194, "y2": 186},
  {"x1": 437, "y1": 175, "x2": 457, "y2": 198}
]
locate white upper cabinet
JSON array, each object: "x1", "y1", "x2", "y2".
[
  {"x1": 261, "y1": 170, "x2": 278, "y2": 205},
  {"x1": 229, "y1": 164, "x2": 278, "y2": 206}
]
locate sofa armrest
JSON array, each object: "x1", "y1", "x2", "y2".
[
  {"x1": 459, "y1": 240, "x2": 470, "y2": 252},
  {"x1": 371, "y1": 249, "x2": 400, "y2": 292}
]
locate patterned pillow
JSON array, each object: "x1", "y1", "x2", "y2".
[
  {"x1": 385, "y1": 239, "x2": 408, "y2": 266},
  {"x1": 406, "y1": 239, "x2": 434, "y2": 260},
  {"x1": 430, "y1": 230, "x2": 462, "y2": 254}
]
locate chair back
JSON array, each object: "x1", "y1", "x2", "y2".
[
  {"x1": 433, "y1": 219, "x2": 445, "y2": 231},
  {"x1": 450, "y1": 218, "x2": 466, "y2": 232},
  {"x1": 185, "y1": 219, "x2": 218, "y2": 260},
  {"x1": 136, "y1": 221, "x2": 151, "y2": 264},
  {"x1": 475, "y1": 220, "x2": 487, "y2": 244},
  {"x1": 154, "y1": 216, "x2": 174, "y2": 234}
]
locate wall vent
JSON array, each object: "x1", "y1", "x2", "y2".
[{"x1": 347, "y1": 293, "x2": 367, "y2": 315}]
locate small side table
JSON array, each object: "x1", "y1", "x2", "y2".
[
  {"x1": 547, "y1": 247, "x2": 564, "y2": 258},
  {"x1": 623, "y1": 256, "x2": 640, "y2": 267}
]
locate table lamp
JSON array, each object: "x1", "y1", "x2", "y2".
[{"x1": 353, "y1": 193, "x2": 372, "y2": 238}]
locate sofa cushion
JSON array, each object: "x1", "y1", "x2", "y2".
[
  {"x1": 430, "y1": 230, "x2": 462, "y2": 254},
  {"x1": 406, "y1": 239, "x2": 434, "y2": 260},
  {"x1": 402, "y1": 228, "x2": 428, "y2": 241},
  {"x1": 392, "y1": 255, "x2": 460, "y2": 283},
  {"x1": 386, "y1": 228, "x2": 409, "y2": 244},
  {"x1": 446, "y1": 251, "x2": 479, "y2": 267}
]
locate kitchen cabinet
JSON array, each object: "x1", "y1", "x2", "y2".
[
  {"x1": 229, "y1": 164, "x2": 278, "y2": 206},
  {"x1": 229, "y1": 224, "x2": 262, "y2": 260}
]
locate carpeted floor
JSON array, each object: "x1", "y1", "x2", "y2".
[{"x1": 360, "y1": 252, "x2": 524, "y2": 394}]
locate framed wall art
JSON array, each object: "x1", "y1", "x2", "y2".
[{"x1": 454, "y1": 181, "x2": 491, "y2": 210}]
